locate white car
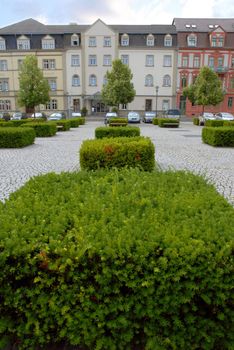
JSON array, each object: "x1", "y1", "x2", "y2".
[
  {"x1": 127, "y1": 111, "x2": 141, "y2": 123},
  {"x1": 71, "y1": 112, "x2": 81, "y2": 118},
  {"x1": 104, "y1": 112, "x2": 118, "y2": 124},
  {"x1": 48, "y1": 112, "x2": 66, "y2": 121},
  {"x1": 198, "y1": 112, "x2": 216, "y2": 126},
  {"x1": 11, "y1": 112, "x2": 24, "y2": 120},
  {"x1": 31, "y1": 112, "x2": 46, "y2": 119},
  {"x1": 215, "y1": 112, "x2": 234, "y2": 121}
]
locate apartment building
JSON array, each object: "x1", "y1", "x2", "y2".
[
  {"x1": 0, "y1": 18, "x2": 177, "y2": 115},
  {"x1": 173, "y1": 18, "x2": 234, "y2": 116}
]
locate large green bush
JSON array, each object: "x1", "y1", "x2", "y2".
[
  {"x1": 158, "y1": 118, "x2": 180, "y2": 127},
  {"x1": 0, "y1": 169, "x2": 233, "y2": 350},
  {"x1": 21, "y1": 122, "x2": 57, "y2": 137},
  {"x1": 202, "y1": 126, "x2": 234, "y2": 146},
  {"x1": 0, "y1": 127, "x2": 35, "y2": 148},
  {"x1": 204, "y1": 120, "x2": 224, "y2": 127},
  {"x1": 95, "y1": 126, "x2": 140, "y2": 139},
  {"x1": 80, "y1": 136, "x2": 155, "y2": 171}
]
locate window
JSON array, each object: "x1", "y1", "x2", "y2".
[
  {"x1": 89, "y1": 55, "x2": 97, "y2": 66},
  {"x1": 210, "y1": 34, "x2": 224, "y2": 47},
  {"x1": 230, "y1": 78, "x2": 234, "y2": 89},
  {"x1": 163, "y1": 75, "x2": 171, "y2": 87},
  {"x1": 0, "y1": 100, "x2": 11, "y2": 110},
  {"x1": 17, "y1": 36, "x2": 30, "y2": 50},
  {"x1": 181, "y1": 76, "x2": 187, "y2": 88},
  {"x1": 218, "y1": 36, "x2": 224, "y2": 47},
  {"x1": 208, "y1": 56, "x2": 214, "y2": 68},
  {"x1": 231, "y1": 57, "x2": 234, "y2": 68},
  {"x1": 121, "y1": 34, "x2": 129, "y2": 46},
  {"x1": 46, "y1": 99, "x2": 57, "y2": 110},
  {"x1": 72, "y1": 75, "x2": 80, "y2": 87},
  {"x1": 42, "y1": 36, "x2": 55, "y2": 49},
  {"x1": 193, "y1": 56, "x2": 200, "y2": 68},
  {"x1": 145, "y1": 74, "x2": 153, "y2": 87},
  {"x1": 147, "y1": 34, "x2": 154, "y2": 46},
  {"x1": 18, "y1": 59, "x2": 23, "y2": 69},
  {"x1": 0, "y1": 37, "x2": 6, "y2": 50},
  {"x1": 162, "y1": 100, "x2": 170, "y2": 111},
  {"x1": 0, "y1": 60, "x2": 7, "y2": 71},
  {"x1": 163, "y1": 55, "x2": 172, "y2": 67},
  {"x1": 43, "y1": 59, "x2": 56, "y2": 69},
  {"x1": 71, "y1": 34, "x2": 79, "y2": 46},
  {"x1": 103, "y1": 55, "x2": 112, "y2": 66},
  {"x1": 0, "y1": 79, "x2": 9, "y2": 91},
  {"x1": 121, "y1": 55, "x2": 129, "y2": 65},
  {"x1": 164, "y1": 34, "x2": 172, "y2": 46},
  {"x1": 146, "y1": 55, "x2": 154, "y2": 66},
  {"x1": 182, "y1": 56, "x2": 189, "y2": 67},
  {"x1": 48, "y1": 79, "x2": 57, "y2": 91},
  {"x1": 218, "y1": 57, "x2": 223, "y2": 67},
  {"x1": 121, "y1": 104, "x2": 127, "y2": 110},
  {"x1": 104, "y1": 36, "x2": 111, "y2": 47},
  {"x1": 89, "y1": 74, "x2": 97, "y2": 86},
  {"x1": 71, "y1": 55, "x2": 80, "y2": 66},
  {"x1": 187, "y1": 34, "x2": 197, "y2": 47},
  {"x1": 211, "y1": 36, "x2": 217, "y2": 47},
  {"x1": 228, "y1": 97, "x2": 233, "y2": 108},
  {"x1": 89, "y1": 36, "x2": 96, "y2": 47}
]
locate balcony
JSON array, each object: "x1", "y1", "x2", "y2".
[{"x1": 211, "y1": 66, "x2": 229, "y2": 73}]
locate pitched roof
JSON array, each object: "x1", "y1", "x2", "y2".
[{"x1": 173, "y1": 18, "x2": 234, "y2": 32}]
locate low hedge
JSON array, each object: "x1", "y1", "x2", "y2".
[
  {"x1": 0, "y1": 169, "x2": 233, "y2": 350},
  {"x1": 193, "y1": 117, "x2": 199, "y2": 125},
  {"x1": 69, "y1": 119, "x2": 80, "y2": 128},
  {"x1": 109, "y1": 118, "x2": 128, "y2": 126},
  {"x1": 152, "y1": 118, "x2": 159, "y2": 125},
  {"x1": 204, "y1": 120, "x2": 224, "y2": 127},
  {"x1": 0, "y1": 127, "x2": 35, "y2": 148},
  {"x1": 56, "y1": 120, "x2": 71, "y2": 131},
  {"x1": 223, "y1": 121, "x2": 234, "y2": 127},
  {"x1": 202, "y1": 126, "x2": 234, "y2": 146},
  {"x1": 95, "y1": 126, "x2": 140, "y2": 139},
  {"x1": 80, "y1": 136, "x2": 155, "y2": 171},
  {"x1": 21, "y1": 122, "x2": 57, "y2": 137},
  {"x1": 0, "y1": 121, "x2": 15, "y2": 127},
  {"x1": 158, "y1": 118, "x2": 180, "y2": 127}
]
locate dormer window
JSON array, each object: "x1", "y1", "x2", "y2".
[
  {"x1": 187, "y1": 34, "x2": 197, "y2": 47},
  {"x1": 210, "y1": 30, "x2": 225, "y2": 47},
  {"x1": 17, "y1": 35, "x2": 30, "y2": 50},
  {"x1": 121, "y1": 34, "x2": 129, "y2": 46},
  {"x1": 71, "y1": 34, "x2": 79, "y2": 46},
  {"x1": 164, "y1": 34, "x2": 172, "y2": 47},
  {"x1": 0, "y1": 37, "x2": 6, "y2": 50},
  {"x1": 147, "y1": 34, "x2": 154, "y2": 46},
  {"x1": 42, "y1": 35, "x2": 55, "y2": 49}
]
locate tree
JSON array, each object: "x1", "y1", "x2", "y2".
[
  {"x1": 183, "y1": 66, "x2": 224, "y2": 112},
  {"x1": 18, "y1": 55, "x2": 50, "y2": 114},
  {"x1": 101, "y1": 59, "x2": 136, "y2": 109}
]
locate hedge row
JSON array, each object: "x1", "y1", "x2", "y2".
[
  {"x1": 95, "y1": 126, "x2": 140, "y2": 139},
  {"x1": 79, "y1": 136, "x2": 155, "y2": 171},
  {"x1": 158, "y1": 118, "x2": 180, "y2": 127},
  {"x1": 0, "y1": 127, "x2": 35, "y2": 148},
  {"x1": 56, "y1": 120, "x2": 71, "y2": 131},
  {"x1": 0, "y1": 169, "x2": 233, "y2": 349},
  {"x1": 202, "y1": 126, "x2": 234, "y2": 146},
  {"x1": 109, "y1": 118, "x2": 128, "y2": 126},
  {"x1": 70, "y1": 117, "x2": 85, "y2": 128},
  {"x1": 21, "y1": 122, "x2": 57, "y2": 137},
  {"x1": 205, "y1": 120, "x2": 224, "y2": 127}
]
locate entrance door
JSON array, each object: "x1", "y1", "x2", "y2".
[
  {"x1": 179, "y1": 96, "x2": 186, "y2": 114},
  {"x1": 145, "y1": 99, "x2": 152, "y2": 111},
  {"x1": 73, "y1": 99, "x2": 80, "y2": 112},
  {"x1": 162, "y1": 100, "x2": 169, "y2": 111}
]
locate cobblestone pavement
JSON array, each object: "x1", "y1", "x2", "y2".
[{"x1": 0, "y1": 121, "x2": 233, "y2": 206}]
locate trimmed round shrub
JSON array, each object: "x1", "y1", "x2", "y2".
[
  {"x1": 202, "y1": 126, "x2": 234, "y2": 146},
  {"x1": 80, "y1": 136, "x2": 155, "y2": 171},
  {"x1": 69, "y1": 118, "x2": 80, "y2": 128},
  {"x1": 152, "y1": 117, "x2": 159, "y2": 125},
  {"x1": 95, "y1": 126, "x2": 140, "y2": 139},
  {"x1": 0, "y1": 127, "x2": 35, "y2": 148},
  {"x1": 0, "y1": 169, "x2": 233, "y2": 349},
  {"x1": 21, "y1": 122, "x2": 57, "y2": 137}
]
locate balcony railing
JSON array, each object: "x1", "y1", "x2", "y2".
[{"x1": 210, "y1": 66, "x2": 229, "y2": 73}]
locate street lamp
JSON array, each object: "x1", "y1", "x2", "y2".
[{"x1": 155, "y1": 85, "x2": 159, "y2": 116}]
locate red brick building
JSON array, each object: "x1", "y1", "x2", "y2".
[{"x1": 173, "y1": 18, "x2": 234, "y2": 117}]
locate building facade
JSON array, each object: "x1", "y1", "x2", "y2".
[{"x1": 173, "y1": 18, "x2": 234, "y2": 116}]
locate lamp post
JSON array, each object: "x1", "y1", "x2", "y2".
[{"x1": 155, "y1": 85, "x2": 159, "y2": 117}]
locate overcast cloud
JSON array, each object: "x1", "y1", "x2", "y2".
[{"x1": 1, "y1": 0, "x2": 234, "y2": 27}]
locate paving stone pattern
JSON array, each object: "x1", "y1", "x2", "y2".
[{"x1": 0, "y1": 121, "x2": 233, "y2": 206}]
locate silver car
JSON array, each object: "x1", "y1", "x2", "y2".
[
  {"x1": 215, "y1": 112, "x2": 234, "y2": 121},
  {"x1": 142, "y1": 111, "x2": 156, "y2": 123},
  {"x1": 48, "y1": 112, "x2": 66, "y2": 121},
  {"x1": 104, "y1": 112, "x2": 118, "y2": 124},
  {"x1": 127, "y1": 111, "x2": 141, "y2": 123},
  {"x1": 198, "y1": 112, "x2": 216, "y2": 126}
]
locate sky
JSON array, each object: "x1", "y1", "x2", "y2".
[{"x1": 1, "y1": 0, "x2": 234, "y2": 28}]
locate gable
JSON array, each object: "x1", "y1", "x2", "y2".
[{"x1": 85, "y1": 19, "x2": 116, "y2": 36}]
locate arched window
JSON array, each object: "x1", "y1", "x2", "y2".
[
  {"x1": 164, "y1": 34, "x2": 172, "y2": 47},
  {"x1": 72, "y1": 75, "x2": 80, "y2": 87},
  {"x1": 42, "y1": 35, "x2": 55, "y2": 49},
  {"x1": 89, "y1": 74, "x2": 97, "y2": 86},
  {"x1": 181, "y1": 76, "x2": 187, "y2": 88},
  {"x1": 147, "y1": 34, "x2": 154, "y2": 46},
  {"x1": 163, "y1": 75, "x2": 171, "y2": 86},
  {"x1": 145, "y1": 74, "x2": 153, "y2": 87},
  {"x1": 121, "y1": 34, "x2": 129, "y2": 46},
  {"x1": 71, "y1": 34, "x2": 79, "y2": 46},
  {"x1": 187, "y1": 34, "x2": 197, "y2": 47}
]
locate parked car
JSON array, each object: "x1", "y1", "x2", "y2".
[
  {"x1": 104, "y1": 112, "x2": 118, "y2": 124},
  {"x1": 1, "y1": 112, "x2": 11, "y2": 121},
  {"x1": 198, "y1": 112, "x2": 216, "y2": 126},
  {"x1": 31, "y1": 112, "x2": 47, "y2": 119},
  {"x1": 215, "y1": 112, "x2": 234, "y2": 121},
  {"x1": 142, "y1": 111, "x2": 156, "y2": 123},
  {"x1": 48, "y1": 112, "x2": 66, "y2": 121},
  {"x1": 11, "y1": 112, "x2": 26, "y2": 120},
  {"x1": 127, "y1": 111, "x2": 141, "y2": 123},
  {"x1": 71, "y1": 112, "x2": 81, "y2": 118},
  {"x1": 164, "y1": 109, "x2": 181, "y2": 119}
]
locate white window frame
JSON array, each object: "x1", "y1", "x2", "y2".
[
  {"x1": 71, "y1": 34, "x2": 79, "y2": 46},
  {"x1": 89, "y1": 74, "x2": 97, "y2": 86},
  {"x1": 121, "y1": 34, "x2": 129, "y2": 46},
  {"x1": 89, "y1": 55, "x2": 97, "y2": 66},
  {"x1": 193, "y1": 56, "x2": 200, "y2": 68},
  {"x1": 71, "y1": 55, "x2": 80, "y2": 66},
  {"x1": 164, "y1": 34, "x2": 172, "y2": 47},
  {"x1": 46, "y1": 99, "x2": 57, "y2": 110},
  {"x1": 72, "y1": 74, "x2": 80, "y2": 87},
  {"x1": 0, "y1": 79, "x2": 9, "y2": 91},
  {"x1": 43, "y1": 59, "x2": 56, "y2": 70},
  {"x1": 145, "y1": 74, "x2": 153, "y2": 87},
  {"x1": 0, "y1": 99, "x2": 11, "y2": 110},
  {"x1": 103, "y1": 55, "x2": 112, "y2": 66},
  {"x1": 147, "y1": 34, "x2": 154, "y2": 46},
  {"x1": 163, "y1": 75, "x2": 171, "y2": 87},
  {"x1": 89, "y1": 36, "x2": 96, "y2": 47},
  {"x1": 146, "y1": 55, "x2": 154, "y2": 67},
  {"x1": 104, "y1": 36, "x2": 111, "y2": 47},
  {"x1": 121, "y1": 55, "x2": 129, "y2": 65},
  {"x1": 17, "y1": 38, "x2": 30, "y2": 50},
  {"x1": 42, "y1": 38, "x2": 55, "y2": 49},
  {"x1": 163, "y1": 55, "x2": 172, "y2": 67},
  {"x1": 187, "y1": 35, "x2": 197, "y2": 47},
  {"x1": 0, "y1": 60, "x2": 7, "y2": 71},
  {"x1": 48, "y1": 79, "x2": 57, "y2": 91},
  {"x1": 182, "y1": 56, "x2": 189, "y2": 67}
]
